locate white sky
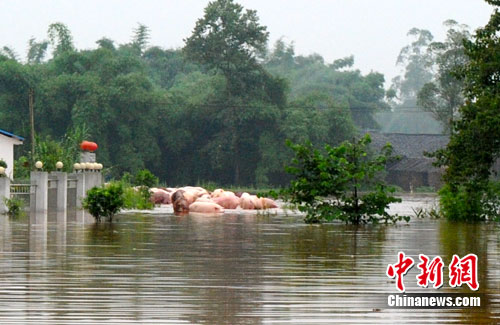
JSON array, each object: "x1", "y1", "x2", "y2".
[{"x1": 0, "y1": 0, "x2": 494, "y2": 86}]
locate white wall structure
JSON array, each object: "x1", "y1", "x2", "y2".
[{"x1": 0, "y1": 129, "x2": 24, "y2": 179}]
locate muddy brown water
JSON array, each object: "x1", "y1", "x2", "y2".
[{"x1": 0, "y1": 196, "x2": 498, "y2": 324}]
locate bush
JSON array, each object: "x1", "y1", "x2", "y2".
[
  {"x1": 83, "y1": 182, "x2": 124, "y2": 222},
  {"x1": 3, "y1": 197, "x2": 25, "y2": 218},
  {"x1": 14, "y1": 157, "x2": 30, "y2": 179},
  {"x1": 281, "y1": 134, "x2": 407, "y2": 224},
  {"x1": 122, "y1": 185, "x2": 153, "y2": 210},
  {"x1": 439, "y1": 181, "x2": 500, "y2": 221},
  {"x1": 133, "y1": 169, "x2": 159, "y2": 188},
  {"x1": 0, "y1": 160, "x2": 7, "y2": 168}
]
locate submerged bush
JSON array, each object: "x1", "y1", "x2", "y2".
[
  {"x1": 83, "y1": 183, "x2": 124, "y2": 222},
  {"x1": 281, "y1": 134, "x2": 407, "y2": 224},
  {"x1": 439, "y1": 181, "x2": 500, "y2": 222},
  {"x1": 3, "y1": 197, "x2": 25, "y2": 218},
  {"x1": 122, "y1": 185, "x2": 153, "y2": 210}
]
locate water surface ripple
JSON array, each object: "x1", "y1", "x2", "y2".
[{"x1": 0, "y1": 208, "x2": 498, "y2": 324}]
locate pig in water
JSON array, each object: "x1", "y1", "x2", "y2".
[
  {"x1": 212, "y1": 193, "x2": 240, "y2": 209},
  {"x1": 239, "y1": 193, "x2": 254, "y2": 209},
  {"x1": 188, "y1": 201, "x2": 225, "y2": 214},
  {"x1": 150, "y1": 189, "x2": 171, "y2": 204},
  {"x1": 172, "y1": 190, "x2": 189, "y2": 213}
]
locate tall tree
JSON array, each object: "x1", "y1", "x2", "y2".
[
  {"x1": 417, "y1": 20, "x2": 471, "y2": 133},
  {"x1": 183, "y1": 0, "x2": 284, "y2": 184},
  {"x1": 48, "y1": 22, "x2": 75, "y2": 56},
  {"x1": 391, "y1": 28, "x2": 434, "y2": 107},
  {"x1": 433, "y1": 1, "x2": 500, "y2": 221},
  {"x1": 27, "y1": 38, "x2": 49, "y2": 64},
  {"x1": 0, "y1": 46, "x2": 18, "y2": 61},
  {"x1": 184, "y1": 0, "x2": 268, "y2": 93},
  {"x1": 131, "y1": 23, "x2": 150, "y2": 55}
]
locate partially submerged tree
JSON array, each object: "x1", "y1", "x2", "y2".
[
  {"x1": 282, "y1": 134, "x2": 406, "y2": 224},
  {"x1": 83, "y1": 183, "x2": 124, "y2": 222},
  {"x1": 432, "y1": 1, "x2": 500, "y2": 221}
]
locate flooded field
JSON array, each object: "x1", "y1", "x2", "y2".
[{"x1": 0, "y1": 195, "x2": 498, "y2": 324}]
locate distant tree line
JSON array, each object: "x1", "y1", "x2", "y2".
[{"x1": 0, "y1": 0, "x2": 470, "y2": 187}]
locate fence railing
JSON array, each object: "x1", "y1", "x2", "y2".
[{"x1": 10, "y1": 184, "x2": 34, "y2": 196}]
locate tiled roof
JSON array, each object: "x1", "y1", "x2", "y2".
[
  {"x1": 369, "y1": 132, "x2": 449, "y2": 172},
  {"x1": 370, "y1": 132, "x2": 449, "y2": 158}
]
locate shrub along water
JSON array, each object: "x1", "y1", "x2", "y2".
[
  {"x1": 122, "y1": 185, "x2": 153, "y2": 210},
  {"x1": 3, "y1": 197, "x2": 25, "y2": 218},
  {"x1": 83, "y1": 183, "x2": 124, "y2": 222},
  {"x1": 280, "y1": 134, "x2": 408, "y2": 224},
  {"x1": 83, "y1": 179, "x2": 154, "y2": 222}
]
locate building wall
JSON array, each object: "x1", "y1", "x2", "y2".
[
  {"x1": 427, "y1": 171, "x2": 444, "y2": 190},
  {"x1": 386, "y1": 171, "x2": 427, "y2": 191},
  {"x1": 386, "y1": 170, "x2": 444, "y2": 191},
  {"x1": 0, "y1": 135, "x2": 18, "y2": 179}
]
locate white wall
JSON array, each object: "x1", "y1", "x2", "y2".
[{"x1": 0, "y1": 135, "x2": 22, "y2": 179}]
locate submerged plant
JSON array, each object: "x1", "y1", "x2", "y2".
[
  {"x1": 281, "y1": 134, "x2": 408, "y2": 224},
  {"x1": 83, "y1": 183, "x2": 124, "y2": 222},
  {"x1": 3, "y1": 197, "x2": 25, "y2": 218}
]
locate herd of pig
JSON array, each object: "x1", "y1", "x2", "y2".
[{"x1": 149, "y1": 186, "x2": 278, "y2": 214}]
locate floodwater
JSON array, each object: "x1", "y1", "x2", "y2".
[{"x1": 0, "y1": 195, "x2": 498, "y2": 324}]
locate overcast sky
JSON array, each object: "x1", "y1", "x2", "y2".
[{"x1": 0, "y1": 0, "x2": 494, "y2": 86}]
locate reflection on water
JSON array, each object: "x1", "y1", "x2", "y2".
[{"x1": 0, "y1": 210, "x2": 498, "y2": 324}]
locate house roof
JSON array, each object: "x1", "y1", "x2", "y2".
[
  {"x1": 369, "y1": 132, "x2": 449, "y2": 172},
  {"x1": 388, "y1": 157, "x2": 443, "y2": 173},
  {"x1": 370, "y1": 132, "x2": 449, "y2": 158},
  {"x1": 0, "y1": 129, "x2": 24, "y2": 142}
]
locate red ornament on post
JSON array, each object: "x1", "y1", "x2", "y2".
[{"x1": 80, "y1": 141, "x2": 98, "y2": 152}]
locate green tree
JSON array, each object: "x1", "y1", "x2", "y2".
[
  {"x1": 133, "y1": 169, "x2": 159, "y2": 188},
  {"x1": 0, "y1": 46, "x2": 18, "y2": 61},
  {"x1": 391, "y1": 28, "x2": 434, "y2": 107},
  {"x1": 27, "y1": 38, "x2": 49, "y2": 64},
  {"x1": 48, "y1": 22, "x2": 75, "y2": 56},
  {"x1": 282, "y1": 134, "x2": 405, "y2": 224},
  {"x1": 432, "y1": 1, "x2": 500, "y2": 221},
  {"x1": 183, "y1": 0, "x2": 268, "y2": 92},
  {"x1": 83, "y1": 183, "x2": 124, "y2": 222},
  {"x1": 184, "y1": 0, "x2": 285, "y2": 184},
  {"x1": 265, "y1": 40, "x2": 388, "y2": 129},
  {"x1": 417, "y1": 20, "x2": 471, "y2": 133},
  {"x1": 131, "y1": 23, "x2": 150, "y2": 55}
]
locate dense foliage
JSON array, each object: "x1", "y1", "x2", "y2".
[
  {"x1": 1, "y1": 0, "x2": 392, "y2": 187},
  {"x1": 83, "y1": 183, "x2": 124, "y2": 222},
  {"x1": 121, "y1": 184, "x2": 154, "y2": 210},
  {"x1": 387, "y1": 21, "x2": 470, "y2": 135},
  {"x1": 133, "y1": 169, "x2": 159, "y2": 188},
  {"x1": 432, "y1": 1, "x2": 500, "y2": 221},
  {"x1": 3, "y1": 197, "x2": 25, "y2": 218},
  {"x1": 417, "y1": 21, "x2": 471, "y2": 133},
  {"x1": 282, "y1": 134, "x2": 406, "y2": 224}
]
